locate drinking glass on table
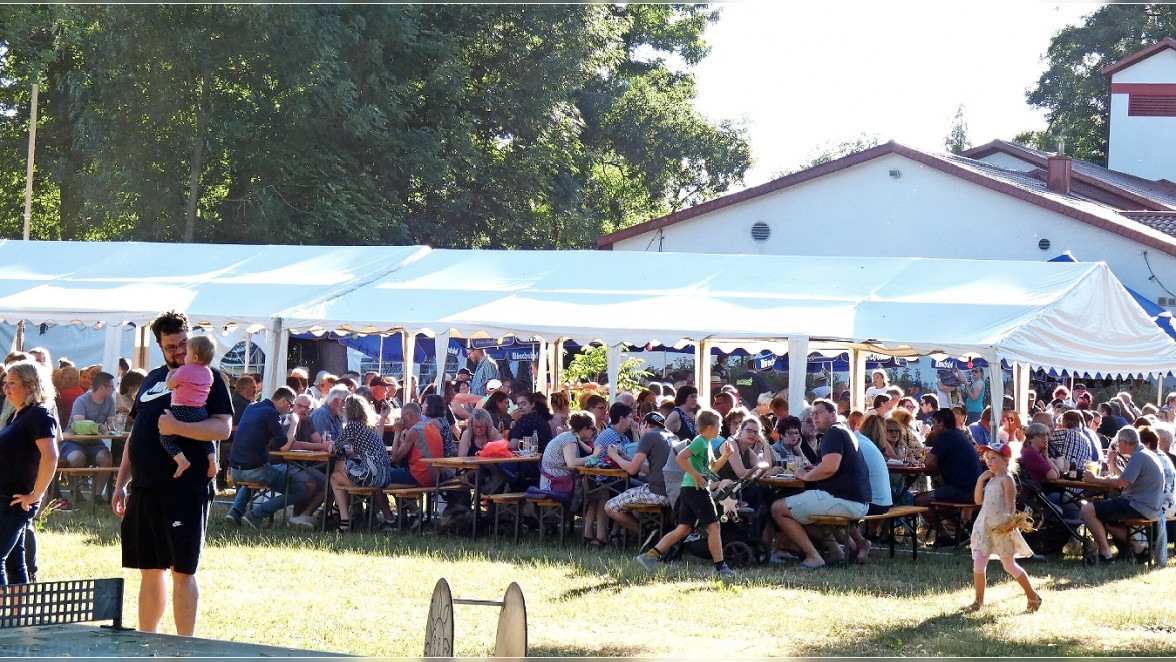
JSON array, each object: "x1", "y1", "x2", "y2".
[{"x1": 1086, "y1": 461, "x2": 1100, "y2": 478}]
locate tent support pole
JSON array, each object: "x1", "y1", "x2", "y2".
[
  {"x1": 1158, "y1": 372, "x2": 1164, "y2": 408},
  {"x1": 134, "y1": 326, "x2": 151, "y2": 370},
  {"x1": 551, "y1": 338, "x2": 564, "y2": 391},
  {"x1": 607, "y1": 343, "x2": 623, "y2": 403},
  {"x1": 263, "y1": 318, "x2": 287, "y2": 399},
  {"x1": 697, "y1": 340, "x2": 712, "y2": 406},
  {"x1": 535, "y1": 337, "x2": 548, "y2": 395},
  {"x1": 849, "y1": 348, "x2": 866, "y2": 414},
  {"x1": 243, "y1": 331, "x2": 252, "y2": 376},
  {"x1": 102, "y1": 323, "x2": 122, "y2": 376},
  {"x1": 378, "y1": 335, "x2": 385, "y2": 376},
  {"x1": 989, "y1": 353, "x2": 1005, "y2": 423},
  {"x1": 434, "y1": 331, "x2": 450, "y2": 393},
  {"x1": 787, "y1": 337, "x2": 809, "y2": 418},
  {"x1": 1014, "y1": 362, "x2": 1030, "y2": 423},
  {"x1": 402, "y1": 331, "x2": 415, "y2": 401}
]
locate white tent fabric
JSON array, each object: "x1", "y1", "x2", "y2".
[
  {"x1": 0, "y1": 240, "x2": 429, "y2": 329},
  {"x1": 278, "y1": 249, "x2": 1176, "y2": 378},
  {"x1": 0, "y1": 241, "x2": 1173, "y2": 404}
]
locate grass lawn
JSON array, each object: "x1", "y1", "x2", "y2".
[{"x1": 31, "y1": 508, "x2": 1176, "y2": 657}]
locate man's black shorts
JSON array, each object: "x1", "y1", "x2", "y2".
[
  {"x1": 121, "y1": 486, "x2": 212, "y2": 575},
  {"x1": 677, "y1": 485, "x2": 719, "y2": 527}
]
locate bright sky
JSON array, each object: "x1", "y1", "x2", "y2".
[{"x1": 691, "y1": 2, "x2": 1105, "y2": 187}]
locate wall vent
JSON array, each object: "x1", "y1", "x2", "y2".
[{"x1": 750, "y1": 221, "x2": 771, "y2": 243}]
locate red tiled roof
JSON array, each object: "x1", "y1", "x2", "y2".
[
  {"x1": 963, "y1": 139, "x2": 1176, "y2": 210},
  {"x1": 1100, "y1": 37, "x2": 1176, "y2": 76},
  {"x1": 1123, "y1": 211, "x2": 1176, "y2": 238},
  {"x1": 595, "y1": 140, "x2": 1176, "y2": 259}
]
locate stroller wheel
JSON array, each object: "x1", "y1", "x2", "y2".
[{"x1": 723, "y1": 541, "x2": 755, "y2": 569}]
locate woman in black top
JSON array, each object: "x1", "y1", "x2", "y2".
[
  {"x1": 508, "y1": 392, "x2": 554, "y2": 452},
  {"x1": 0, "y1": 361, "x2": 59, "y2": 586},
  {"x1": 508, "y1": 392, "x2": 554, "y2": 487}
]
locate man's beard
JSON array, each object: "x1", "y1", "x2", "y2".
[{"x1": 165, "y1": 356, "x2": 182, "y2": 370}]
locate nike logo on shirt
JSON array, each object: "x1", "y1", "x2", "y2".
[{"x1": 140, "y1": 383, "x2": 173, "y2": 403}]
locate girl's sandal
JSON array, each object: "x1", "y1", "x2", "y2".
[
  {"x1": 1026, "y1": 595, "x2": 1043, "y2": 613},
  {"x1": 965, "y1": 601, "x2": 982, "y2": 612},
  {"x1": 337, "y1": 520, "x2": 352, "y2": 533}
]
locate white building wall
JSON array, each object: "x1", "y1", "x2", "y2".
[
  {"x1": 1106, "y1": 49, "x2": 1176, "y2": 182},
  {"x1": 612, "y1": 152, "x2": 1176, "y2": 306},
  {"x1": 1110, "y1": 49, "x2": 1176, "y2": 83}
]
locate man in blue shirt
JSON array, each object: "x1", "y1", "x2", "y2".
[{"x1": 226, "y1": 387, "x2": 323, "y2": 529}]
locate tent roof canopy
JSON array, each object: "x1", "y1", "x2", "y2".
[
  {"x1": 278, "y1": 248, "x2": 1176, "y2": 378},
  {"x1": 0, "y1": 240, "x2": 428, "y2": 330},
  {"x1": 0, "y1": 240, "x2": 1172, "y2": 379}
]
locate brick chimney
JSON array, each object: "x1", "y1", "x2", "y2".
[{"x1": 1047, "y1": 154, "x2": 1072, "y2": 194}]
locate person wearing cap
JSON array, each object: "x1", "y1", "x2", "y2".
[
  {"x1": 811, "y1": 375, "x2": 831, "y2": 400},
  {"x1": 371, "y1": 376, "x2": 402, "y2": 409},
  {"x1": 969, "y1": 438, "x2": 1041, "y2": 613},
  {"x1": 467, "y1": 347, "x2": 499, "y2": 396},
  {"x1": 604, "y1": 411, "x2": 676, "y2": 536}
]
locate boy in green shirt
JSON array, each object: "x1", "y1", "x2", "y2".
[{"x1": 636, "y1": 409, "x2": 737, "y2": 578}]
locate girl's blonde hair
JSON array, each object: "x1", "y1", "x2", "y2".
[{"x1": 186, "y1": 336, "x2": 215, "y2": 365}]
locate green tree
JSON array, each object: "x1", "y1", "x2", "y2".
[
  {"x1": 0, "y1": 5, "x2": 751, "y2": 247},
  {"x1": 1017, "y1": 4, "x2": 1176, "y2": 164},
  {"x1": 944, "y1": 104, "x2": 971, "y2": 154}
]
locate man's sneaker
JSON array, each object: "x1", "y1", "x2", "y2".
[
  {"x1": 54, "y1": 499, "x2": 75, "y2": 513},
  {"x1": 241, "y1": 512, "x2": 262, "y2": 530},
  {"x1": 715, "y1": 564, "x2": 737, "y2": 579},
  {"x1": 224, "y1": 509, "x2": 242, "y2": 527},
  {"x1": 288, "y1": 514, "x2": 314, "y2": 528},
  {"x1": 635, "y1": 551, "x2": 659, "y2": 572}
]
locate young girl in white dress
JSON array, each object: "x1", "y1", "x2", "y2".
[{"x1": 969, "y1": 439, "x2": 1042, "y2": 613}]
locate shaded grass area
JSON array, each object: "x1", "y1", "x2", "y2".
[{"x1": 32, "y1": 510, "x2": 1176, "y2": 657}]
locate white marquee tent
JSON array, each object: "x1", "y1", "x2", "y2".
[
  {"x1": 1, "y1": 240, "x2": 1174, "y2": 417},
  {"x1": 274, "y1": 248, "x2": 1176, "y2": 415}
]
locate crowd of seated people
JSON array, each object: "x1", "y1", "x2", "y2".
[{"x1": 22, "y1": 345, "x2": 1174, "y2": 569}]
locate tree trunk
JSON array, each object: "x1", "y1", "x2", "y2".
[{"x1": 182, "y1": 71, "x2": 209, "y2": 243}]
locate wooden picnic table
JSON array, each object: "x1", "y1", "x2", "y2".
[
  {"x1": 420, "y1": 454, "x2": 542, "y2": 537},
  {"x1": 269, "y1": 450, "x2": 334, "y2": 532},
  {"x1": 886, "y1": 463, "x2": 930, "y2": 475},
  {"x1": 1046, "y1": 477, "x2": 1110, "y2": 511},
  {"x1": 60, "y1": 432, "x2": 129, "y2": 446},
  {"x1": 755, "y1": 475, "x2": 805, "y2": 490}
]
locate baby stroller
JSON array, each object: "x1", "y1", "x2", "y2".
[
  {"x1": 663, "y1": 463, "x2": 774, "y2": 568},
  {"x1": 1016, "y1": 473, "x2": 1090, "y2": 562}
]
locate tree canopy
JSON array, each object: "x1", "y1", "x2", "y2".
[
  {"x1": 0, "y1": 5, "x2": 751, "y2": 246},
  {"x1": 1017, "y1": 4, "x2": 1176, "y2": 164}
]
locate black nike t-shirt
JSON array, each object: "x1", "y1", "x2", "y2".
[{"x1": 128, "y1": 364, "x2": 232, "y2": 494}]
